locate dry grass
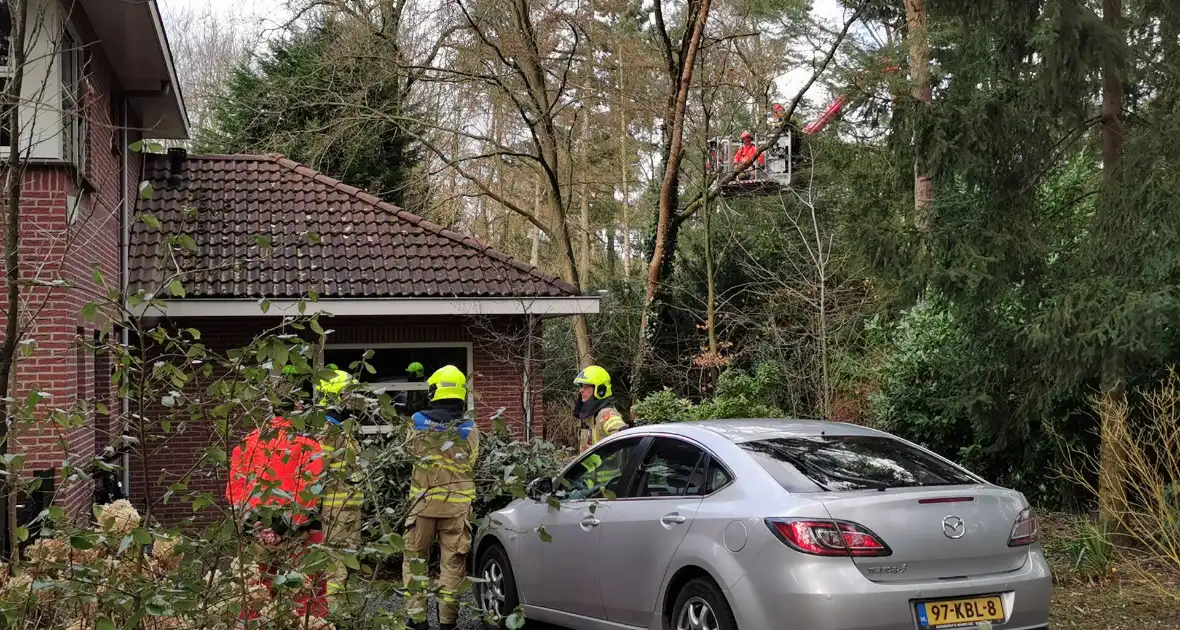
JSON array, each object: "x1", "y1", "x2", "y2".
[{"x1": 1043, "y1": 512, "x2": 1180, "y2": 629}]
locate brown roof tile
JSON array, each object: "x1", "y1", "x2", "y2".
[{"x1": 129, "y1": 153, "x2": 580, "y2": 299}]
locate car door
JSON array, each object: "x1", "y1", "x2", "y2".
[
  {"x1": 596, "y1": 436, "x2": 710, "y2": 627},
  {"x1": 521, "y1": 436, "x2": 646, "y2": 620}
]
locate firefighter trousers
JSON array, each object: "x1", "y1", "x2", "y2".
[
  {"x1": 325, "y1": 506, "x2": 363, "y2": 598},
  {"x1": 403, "y1": 513, "x2": 471, "y2": 625}
]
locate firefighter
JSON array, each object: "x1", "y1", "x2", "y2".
[
  {"x1": 403, "y1": 365, "x2": 480, "y2": 630},
  {"x1": 226, "y1": 380, "x2": 328, "y2": 619},
  {"x1": 405, "y1": 361, "x2": 428, "y2": 413},
  {"x1": 573, "y1": 365, "x2": 627, "y2": 453},
  {"x1": 316, "y1": 368, "x2": 366, "y2": 603}
]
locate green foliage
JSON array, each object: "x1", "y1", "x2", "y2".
[
  {"x1": 632, "y1": 364, "x2": 786, "y2": 424},
  {"x1": 363, "y1": 420, "x2": 573, "y2": 531},
  {"x1": 1061, "y1": 518, "x2": 1115, "y2": 581},
  {"x1": 870, "y1": 297, "x2": 978, "y2": 460},
  {"x1": 199, "y1": 20, "x2": 424, "y2": 208}
]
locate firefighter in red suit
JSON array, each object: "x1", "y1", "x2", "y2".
[{"x1": 227, "y1": 396, "x2": 329, "y2": 620}]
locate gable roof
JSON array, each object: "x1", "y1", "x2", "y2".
[{"x1": 129, "y1": 153, "x2": 580, "y2": 300}]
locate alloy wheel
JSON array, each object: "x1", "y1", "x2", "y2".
[
  {"x1": 676, "y1": 596, "x2": 719, "y2": 630},
  {"x1": 480, "y1": 557, "x2": 506, "y2": 618}
]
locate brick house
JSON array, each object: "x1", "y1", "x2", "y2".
[
  {"x1": 125, "y1": 152, "x2": 597, "y2": 524},
  {"x1": 0, "y1": 0, "x2": 186, "y2": 536},
  {"x1": 1, "y1": 0, "x2": 595, "y2": 529}
]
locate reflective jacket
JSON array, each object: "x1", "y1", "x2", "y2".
[
  {"x1": 320, "y1": 431, "x2": 365, "y2": 510},
  {"x1": 579, "y1": 405, "x2": 627, "y2": 453},
  {"x1": 226, "y1": 417, "x2": 325, "y2": 527},
  {"x1": 406, "y1": 402, "x2": 481, "y2": 519}
]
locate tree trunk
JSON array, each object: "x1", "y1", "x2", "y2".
[
  {"x1": 904, "y1": 0, "x2": 934, "y2": 231},
  {"x1": 638, "y1": 0, "x2": 712, "y2": 362},
  {"x1": 1098, "y1": 0, "x2": 1126, "y2": 534},
  {"x1": 530, "y1": 179, "x2": 542, "y2": 266},
  {"x1": 0, "y1": 0, "x2": 29, "y2": 564},
  {"x1": 579, "y1": 108, "x2": 591, "y2": 289},
  {"x1": 617, "y1": 41, "x2": 631, "y2": 277}
]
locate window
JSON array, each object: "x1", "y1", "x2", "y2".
[
  {"x1": 0, "y1": 1, "x2": 13, "y2": 147},
  {"x1": 557, "y1": 437, "x2": 643, "y2": 501},
  {"x1": 75, "y1": 327, "x2": 90, "y2": 404},
  {"x1": 61, "y1": 28, "x2": 87, "y2": 172},
  {"x1": 323, "y1": 343, "x2": 471, "y2": 410},
  {"x1": 739, "y1": 435, "x2": 978, "y2": 493},
  {"x1": 631, "y1": 438, "x2": 706, "y2": 498},
  {"x1": 92, "y1": 330, "x2": 110, "y2": 454},
  {"x1": 704, "y1": 460, "x2": 733, "y2": 494}
]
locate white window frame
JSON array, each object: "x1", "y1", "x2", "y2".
[
  {"x1": 323, "y1": 341, "x2": 475, "y2": 435},
  {"x1": 60, "y1": 25, "x2": 87, "y2": 175}
]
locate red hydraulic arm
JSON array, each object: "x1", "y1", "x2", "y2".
[{"x1": 801, "y1": 60, "x2": 900, "y2": 136}]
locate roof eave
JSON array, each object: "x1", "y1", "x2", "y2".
[
  {"x1": 128, "y1": 296, "x2": 602, "y2": 319},
  {"x1": 81, "y1": 0, "x2": 190, "y2": 139}
]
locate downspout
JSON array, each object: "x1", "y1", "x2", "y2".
[
  {"x1": 119, "y1": 96, "x2": 131, "y2": 496},
  {"x1": 523, "y1": 314, "x2": 535, "y2": 440}
]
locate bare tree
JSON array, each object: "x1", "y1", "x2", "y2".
[{"x1": 161, "y1": 0, "x2": 261, "y2": 133}]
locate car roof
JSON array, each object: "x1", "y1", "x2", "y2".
[{"x1": 633, "y1": 418, "x2": 890, "y2": 444}]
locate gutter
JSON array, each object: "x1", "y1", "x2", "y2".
[{"x1": 120, "y1": 96, "x2": 131, "y2": 496}]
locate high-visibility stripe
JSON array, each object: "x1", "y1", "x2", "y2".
[
  {"x1": 408, "y1": 486, "x2": 475, "y2": 503},
  {"x1": 323, "y1": 492, "x2": 365, "y2": 507}
]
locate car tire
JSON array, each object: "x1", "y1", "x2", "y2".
[
  {"x1": 476, "y1": 543, "x2": 523, "y2": 630},
  {"x1": 671, "y1": 577, "x2": 737, "y2": 630}
]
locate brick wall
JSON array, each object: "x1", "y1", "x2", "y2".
[
  {"x1": 129, "y1": 314, "x2": 548, "y2": 526},
  {"x1": 0, "y1": 10, "x2": 144, "y2": 520}
]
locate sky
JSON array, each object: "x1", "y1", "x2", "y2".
[{"x1": 159, "y1": 0, "x2": 854, "y2": 118}]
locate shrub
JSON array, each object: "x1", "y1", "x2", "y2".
[{"x1": 632, "y1": 364, "x2": 786, "y2": 424}]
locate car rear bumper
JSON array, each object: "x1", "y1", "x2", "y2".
[{"x1": 724, "y1": 545, "x2": 1052, "y2": 630}]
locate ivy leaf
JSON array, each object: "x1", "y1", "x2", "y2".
[
  {"x1": 505, "y1": 611, "x2": 527, "y2": 630},
  {"x1": 341, "y1": 553, "x2": 361, "y2": 571},
  {"x1": 537, "y1": 525, "x2": 552, "y2": 543},
  {"x1": 97, "y1": 618, "x2": 116, "y2": 630},
  {"x1": 140, "y1": 213, "x2": 161, "y2": 229},
  {"x1": 129, "y1": 140, "x2": 145, "y2": 152},
  {"x1": 168, "y1": 280, "x2": 186, "y2": 298},
  {"x1": 14, "y1": 526, "x2": 28, "y2": 542},
  {"x1": 82, "y1": 302, "x2": 99, "y2": 321},
  {"x1": 138, "y1": 181, "x2": 154, "y2": 200}
]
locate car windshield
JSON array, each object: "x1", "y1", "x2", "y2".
[{"x1": 739, "y1": 435, "x2": 978, "y2": 492}]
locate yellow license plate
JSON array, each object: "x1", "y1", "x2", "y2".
[{"x1": 916, "y1": 596, "x2": 1004, "y2": 628}]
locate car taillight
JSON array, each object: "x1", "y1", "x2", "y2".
[
  {"x1": 1008, "y1": 506, "x2": 1039, "y2": 547},
  {"x1": 765, "y1": 518, "x2": 892, "y2": 557}
]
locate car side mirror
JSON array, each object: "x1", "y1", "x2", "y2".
[{"x1": 526, "y1": 476, "x2": 553, "y2": 501}]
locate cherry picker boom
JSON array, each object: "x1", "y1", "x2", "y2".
[{"x1": 708, "y1": 59, "x2": 900, "y2": 198}]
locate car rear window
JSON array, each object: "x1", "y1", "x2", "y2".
[{"x1": 739, "y1": 435, "x2": 978, "y2": 492}]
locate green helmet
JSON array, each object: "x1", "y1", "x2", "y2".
[
  {"x1": 574, "y1": 365, "x2": 612, "y2": 399},
  {"x1": 428, "y1": 365, "x2": 467, "y2": 402}
]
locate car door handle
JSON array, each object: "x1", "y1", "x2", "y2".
[
  {"x1": 660, "y1": 513, "x2": 687, "y2": 525},
  {"x1": 580, "y1": 517, "x2": 601, "y2": 528}
]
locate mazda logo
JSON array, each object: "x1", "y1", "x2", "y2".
[{"x1": 942, "y1": 516, "x2": 966, "y2": 539}]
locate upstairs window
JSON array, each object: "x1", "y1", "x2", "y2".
[
  {"x1": 0, "y1": 1, "x2": 13, "y2": 148},
  {"x1": 61, "y1": 27, "x2": 87, "y2": 171}
]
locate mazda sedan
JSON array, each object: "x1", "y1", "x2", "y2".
[{"x1": 470, "y1": 419, "x2": 1051, "y2": 630}]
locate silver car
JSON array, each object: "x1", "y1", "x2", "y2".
[{"x1": 471, "y1": 419, "x2": 1052, "y2": 630}]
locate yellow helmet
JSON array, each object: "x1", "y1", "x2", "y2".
[
  {"x1": 574, "y1": 365, "x2": 612, "y2": 399},
  {"x1": 428, "y1": 365, "x2": 467, "y2": 402},
  {"x1": 317, "y1": 369, "x2": 355, "y2": 403}
]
